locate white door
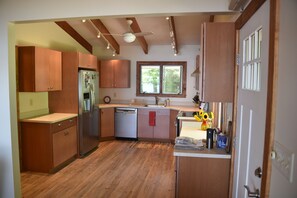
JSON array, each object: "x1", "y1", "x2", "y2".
[{"x1": 233, "y1": 1, "x2": 270, "y2": 197}]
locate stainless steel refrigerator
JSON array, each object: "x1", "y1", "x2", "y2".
[{"x1": 78, "y1": 70, "x2": 100, "y2": 156}]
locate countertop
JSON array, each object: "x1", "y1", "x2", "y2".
[
  {"x1": 20, "y1": 113, "x2": 78, "y2": 124},
  {"x1": 98, "y1": 103, "x2": 200, "y2": 112},
  {"x1": 173, "y1": 122, "x2": 231, "y2": 159}
]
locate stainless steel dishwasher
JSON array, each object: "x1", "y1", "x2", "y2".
[{"x1": 115, "y1": 107, "x2": 138, "y2": 139}]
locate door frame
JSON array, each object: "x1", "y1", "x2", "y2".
[{"x1": 229, "y1": 0, "x2": 280, "y2": 197}]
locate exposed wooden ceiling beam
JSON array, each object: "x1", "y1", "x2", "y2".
[
  {"x1": 55, "y1": 21, "x2": 93, "y2": 53},
  {"x1": 126, "y1": 17, "x2": 148, "y2": 54},
  {"x1": 90, "y1": 19, "x2": 120, "y2": 54}
]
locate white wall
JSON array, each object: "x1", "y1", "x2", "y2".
[
  {"x1": 270, "y1": 0, "x2": 297, "y2": 197},
  {"x1": 0, "y1": 0, "x2": 231, "y2": 196},
  {"x1": 95, "y1": 45, "x2": 200, "y2": 106}
]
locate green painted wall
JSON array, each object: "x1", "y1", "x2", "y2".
[{"x1": 15, "y1": 21, "x2": 90, "y2": 119}]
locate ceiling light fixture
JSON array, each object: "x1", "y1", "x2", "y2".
[
  {"x1": 87, "y1": 19, "x2": 118, "y2": 55},
  {"x1": 166, "y1": 16, "x2": 178, "y2": 56},
  {"x1": 97, "y1": 32, "x2": 101, "y2": 38},
  {"x1": 123, "y1": 33, "x2": 136, "y2": 43}
]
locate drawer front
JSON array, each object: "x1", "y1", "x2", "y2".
[
  {"x1": 51, "y1": 117, "x2": 77, "y2": 133},
  {"x1": 52, "y1": 125, "x2": 77, "y2": 167}
]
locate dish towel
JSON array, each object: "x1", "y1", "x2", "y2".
[{"x1": 149, "y1": 111, "x2": 156, "y2": 126}]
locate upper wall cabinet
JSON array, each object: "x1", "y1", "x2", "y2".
[
  {"x1": 200, "y1": 22, "x2": 235, "y2": 102},
  {"x1": 99, "y1": 60, "x2": 130, "y2": 88},
  {"x1": 78, "y1": 52, "x2": 97, "y2": 70},
  {"x1": 18, "y1": 46, "x2": 62, "y2": 92}
]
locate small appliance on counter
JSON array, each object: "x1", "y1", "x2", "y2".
[{"x1": 206, "y1": 128, "x2": 215, "y2": 149}]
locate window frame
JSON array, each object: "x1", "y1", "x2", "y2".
[{"x1": 136, "y1": 61, "x2": 187, "y2": 98}]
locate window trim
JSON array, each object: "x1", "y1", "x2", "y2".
[{"x1": 136, "y1": 61, "x2": 187, "y2": 98}]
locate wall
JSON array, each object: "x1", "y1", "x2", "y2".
[
  {"x1": 15, "y1": 22, "x2": 89, "y2": 119},
  {"x1": 95, "y1": 45, "x2": 200, "y2": 106},
  {"x1": 0, "y1": 0, "x2": 231, "y2": 196},
  {"x1": 270, "y1": 0, "x2": 297, "y2": 197}
]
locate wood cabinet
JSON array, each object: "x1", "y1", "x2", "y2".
[
  {"x1": 18, "y1": 46, "x2": 62, "y2": 92},
  {"x1": 49, "y1": 51, "x2": 97, "y2": 114},
  {"x1": 78, "y1": 52, "x2": 97, "y2": 70},
  {"x1": 176, "y1": 156, "x2": 230, "y2": 198},
  {"x1": 169, "y1": 109, "x2": 179, "y2": 143},
  {"x1": 21, "y1": 117, "x2": 77, "y2": 173},
  {"x1": 200, "y1": 22, "x2": 235, "y2": 102},
  {"x1": 100, "y1": 108, "x2": 115, "y2": 139},
  {"x1": 137, "y1": 108, "x2": 170, "y2": 140},
  {"x1": 99, "y1": 60, "x2": 130, "y2": 88}
]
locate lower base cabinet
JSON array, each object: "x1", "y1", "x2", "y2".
[
  {"x1": 100, "y1": 108, "x2": 115, "y2": 140},
  {"x1": 21, "y1": 117, "x2": 77, "y2": 173},
  {"x1": 176, "y1": 156, "x2": 230, "y2": 198},
  {"x1": 137, "y1": 108, "x2": 170, "y2": 141}
]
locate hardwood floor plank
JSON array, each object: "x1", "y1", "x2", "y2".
[{"x1": 21, "y1": 141, "x2": 175, "y2": 198}]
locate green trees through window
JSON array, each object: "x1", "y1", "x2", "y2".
[{"x1": 136, "y1": 61, "x2": 187, "y2": 98}]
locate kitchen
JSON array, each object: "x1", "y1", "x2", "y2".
[
  {"x1": 1, "y1": 0, "x2": 297, "y2": 197},
  {"x1": 15, "y1": 12, "x2": 235, "y2": 197}
]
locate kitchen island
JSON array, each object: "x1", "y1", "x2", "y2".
[{"x1": 174, "y1": 121, "x2": 231, "y2": 198}]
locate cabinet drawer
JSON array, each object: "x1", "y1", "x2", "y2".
[{"x1": 51, "y1": 117, "x2": 77, "y2": 133}]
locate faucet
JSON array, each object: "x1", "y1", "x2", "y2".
[{"x1": 154, "y1": 96, "x2": 159, "y2": 105}]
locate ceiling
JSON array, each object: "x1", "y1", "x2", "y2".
[{"x1": 60, "y1": 13, "x2": 237, "y2": 55}]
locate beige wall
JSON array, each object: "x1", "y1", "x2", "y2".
[{"x1": 15, "y1": 22, "x2": 88, "y2": 119}]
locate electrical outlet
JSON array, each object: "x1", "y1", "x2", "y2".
[{"x1": 272, "y1": 140, "x2": 295, "y2": 183}]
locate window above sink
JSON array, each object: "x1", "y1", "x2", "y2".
[{"x1": 136, "y1": 61, "x2": 187, "y2": 98}]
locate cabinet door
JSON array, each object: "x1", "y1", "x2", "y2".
[
  {"x1": 35, "y1": 47, "x2": 51, "y2": 91},
  {"x1": 137, "y1": 108, "x2": 154, "y2": 138},
  {"x1": 201, "y1": 22, "x2": 235, "y2": 102},
  {"x1": 99, "y1": 60, "x2": 114, "y2": 88},
  {"x1": 18, "y1": 46, "x2": 62, "y2": 92},
  {"x1": 49, "y1": 49, "x2": 62, "y2": 91},
  {"x1": 78, "y1": 53, "x2": 97, "y2": 70},
  {"x1": 100, "y1": 108, "x2": 115, "y2": 137},
  {"x1": 169, "y1": 109, "x2": 179, "y2": 142},
  {"x1": 113, "y1": 60, "x2": 130, "y2": 88},
  {"x1": 154, "y1": 109, "x2": 170, "y2": 139},
  {"x1": 177, "y1": 157, "x2": 230, "y2": 198},
  {"x1": 52, "y1": 125, "x2": 77, "y2": 167}
]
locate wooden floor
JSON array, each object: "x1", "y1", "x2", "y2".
[{"x1": 21, "y1": 140, "x2": 176, "y2": 197}]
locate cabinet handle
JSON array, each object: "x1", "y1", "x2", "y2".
[{"x1": 69, "y1": 119, "x2": 73, "y2": 122}]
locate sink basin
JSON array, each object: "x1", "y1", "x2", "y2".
[{"x1": 144, "y1": 104, "x2": 165, "y2": 108}]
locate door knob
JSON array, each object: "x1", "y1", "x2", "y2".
[
  {"x1": 244, "y1": 185, "x2": 260, "y2": 198},
  {"x1": 254, "y1": 167, "x2": 262, "y2": 178}
]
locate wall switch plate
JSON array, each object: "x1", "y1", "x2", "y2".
[{"x1": 272, "y1": 140, "x2": 295, "y2": 183}]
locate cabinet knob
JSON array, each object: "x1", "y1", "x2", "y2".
[
  {"x1": 64, "y1": 131, "x2": 69, "y2": 136},
  {"x1": 58, "y1": 123, "x2": 62, "y2": 127}
]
